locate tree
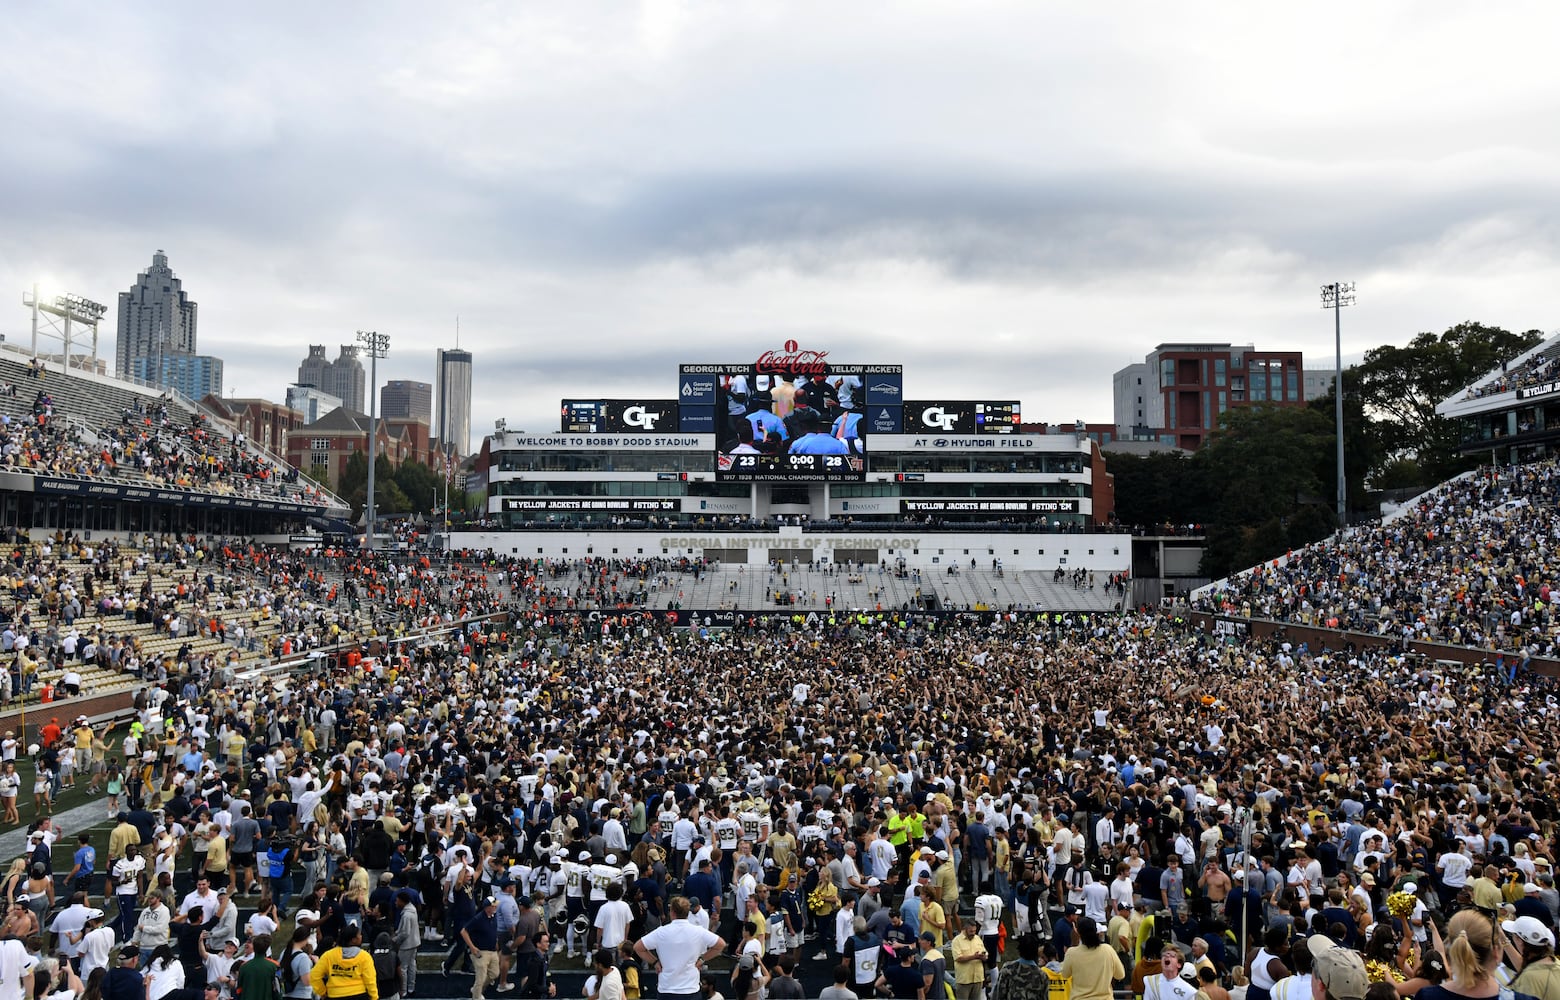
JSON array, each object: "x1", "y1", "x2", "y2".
[
  {"x1": 1194, "y1": 404, "x2": 1338, "y2": 577},
  {"x1": 339, "y1": 450, "x2": 407, "y2": 520},
  {"x1": 393, "y1": 460, "x2": 441, "y2": 514},
  {"x1": 1355, "y1": 322, "x2": 1543, "y2": 484},
  {"x1": 1304, "y1": 364, "x2": 1381, "y2": 506},
  {"x1": 303, "y1": 462, "x2": 332, "y2": 490},
  {"x1": 338, "y1": 451, "x2": 370, "y2": 518},
  {"x1": 1109, "y1": 450, "x2": 1210, "y2": 530}
]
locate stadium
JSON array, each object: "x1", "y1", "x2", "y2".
[
  {"x1": 0, "y1": 324, "x2": 1555, "y2": 1000},
  {"x1": 458, "y1": 342, "x2": 1138, "y2": 617}
]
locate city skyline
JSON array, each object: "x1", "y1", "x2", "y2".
[{"x1": 3, "y1": 5, "x2": 1559, "y2": 439}]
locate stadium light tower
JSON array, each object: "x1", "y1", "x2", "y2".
[
  {"x1": 357, "y1": 329, "x2": 390, "y2": 550},
  {"x1": 23, "y1": 285, "x2": 108, "y2": 369},
  {"x1": 1320, "y1": 282, "x2": 1354, "y2": 537}
]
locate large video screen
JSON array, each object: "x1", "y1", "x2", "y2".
[
  {"x1": 687, "y1": 357, "x2": 898, "y2": 481},
  {"x1": 560, "y1": 400, "x2": 679, "y2": 434},
  {"x1": 903, "y1": 400, "x2": 1022, "y2": 434}
]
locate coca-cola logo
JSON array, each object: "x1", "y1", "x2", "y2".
[{"x1": 754, "y1": 340, "x2": 831, "y2": 376}]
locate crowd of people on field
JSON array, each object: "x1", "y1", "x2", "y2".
[
  {"x1": 3, "y1": 593, "x2": 1558, "y2": 1000},
  {"x1": 0, "y1": 461, "x2": 1559, "y2": 998}
]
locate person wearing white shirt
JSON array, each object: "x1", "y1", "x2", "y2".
[
  {"x1": 593, "y1": 951, "x2": 627, "y2": 1000},
  {"x1": 1143, "y1": 948, "x2": 1199, "y2": 1000},
  {"x1": 687, "y1": 897, "x2": 712, "y2": 931},
  {"x1": 1110, "y1": 866, "x2": 1137, "y2": 911},
  {"x1": 74, "y1": 915, "x2": 116, "y2": 980},
  {"x1": 633, "y1": 898, "x2": 725, "y2": 999},
  {"x1": 49, "y1": 901, "x2": 98, "y2": 960},
  {"x1": 0, "y1": 936, "x2": 37, "y2": 1000},
  {"x1": 1437, "y1": 844, "x2": 1473, "y2": 908},
  {"x1": 1083, "y1": 878, "x2": 1110, "y2": 923},
  {"x1": 594, "y1": 885, "x2": 634, "y2": 951},
  {"x1": 179, "y1": 880, "x2": 221, "y2": 923},
  {"x1": 1095, "y1": 811, "x2": 1118, "y2": 858},
  {"x1": 835, "y1": 899, "x2": 856, "y2": 960}
]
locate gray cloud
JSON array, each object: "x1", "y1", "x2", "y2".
[{"x1": 2, "y1": 2, "x2": 1559, "y2": 446}]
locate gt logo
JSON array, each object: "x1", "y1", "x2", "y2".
[
  {"x1": 622, "y1": 405, "x2": 662, "y2": 429},
  {"x1": 920, "y1": 406, "x2": 960, "y2": 430}
]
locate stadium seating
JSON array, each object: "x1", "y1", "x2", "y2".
[
  {"x1": 1463, "y1": 335, "x2": 1560, "y2": 399},
  {"x1": 0, "y1": 345, "x2": 342, "y2": 508},
  {"x1": 1196, "y1": 460, "x2": 1559, "y2": 655},
  {"x1": 663, "y1": 562, "x2": 1119, "y2": 613}
]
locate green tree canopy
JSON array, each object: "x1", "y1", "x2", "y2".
[
  {"x1": 1109, "y1": 450, "x2": 1209, "y2": 530},
  {"x1": 1194, "y1": 403, "x2": 1338, "y2": 577},
  {"x1": 1355, "y1": 321, "x2": 1543, "y2": 483}
]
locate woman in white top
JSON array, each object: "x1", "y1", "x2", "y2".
[
  {"x1": 144, "y1": 944, "x2": 186, "y2": 1000},
  {"x1": 0, "y1": 761, "x2": 20, "y2": 823},
  {"x1": 248, "y1": 895, "x2": 280, "y2": 939}
]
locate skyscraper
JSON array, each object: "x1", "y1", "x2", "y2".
[
  {"x1": 117, "y1": 250, "x2": 223, "y2": 395},
  {"x1": 297, "y1": 345, "x2": 329, "y2": 392},
  {"x1": 435, "y1": 348, "x2": 472, "y2": 456},
  {"x1": 381, "y1": 379, "x2": 432, "y2": 424},
  {"x1": 295, "y1": 345, "x2": 365, "y2": 412},
  {"x1": 325, "y1": 346, "x2": 366, "y2": 413}
]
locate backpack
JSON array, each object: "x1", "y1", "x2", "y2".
[
  {"x1": 281, "y1": 948, "x2": 305, "y2": 993},
  {"x1": 372, "y1": 945, "x2": 400, "y2": 994}
]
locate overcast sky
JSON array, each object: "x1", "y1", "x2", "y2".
[{"x1": 2, "y1": 1, "x2": 1557, "y2": 446}]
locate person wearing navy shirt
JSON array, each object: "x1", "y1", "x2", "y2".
[
  {"x1": 1053, "y1": 906, "x2": 1078, "y2": 950},
  {"x1": 103, "y1": 944, "x2": 144, "y2": 999},
  {"x1": 880, "y1": 943, "x2": 924, "y2": 999},
  {"x1": 685, "y1": 858, "x2": 720, "y2": 914},
  {"x1": 462, "y1": 895, "x2": 503, "y2": 999}
]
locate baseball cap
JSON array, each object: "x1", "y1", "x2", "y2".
[
  {"x1": 867, "y1": 877, "x2": 882, "y2": 888},
  {"x1": 1401, "y1": 882, "x2": 1418, "y2": 895},
  {"x1": 578, "y1": 851, "x2": 591, "y2": 861},
  {"x1": 119, "y1": 943, "x2": 140, "y2": 959},
  {"x1": 1307, "y1": 936, "x2": 1368, "y2": 1000},
  {"x1": 1504, "y1": 916, "x2": 1556, "y2": 948},
  {"x1": 1524, "y1": 883, "x2": 1542, "y2": 895},
  {"x1": 518, "y1": 895, "x2": 533, "y2": 907}
]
